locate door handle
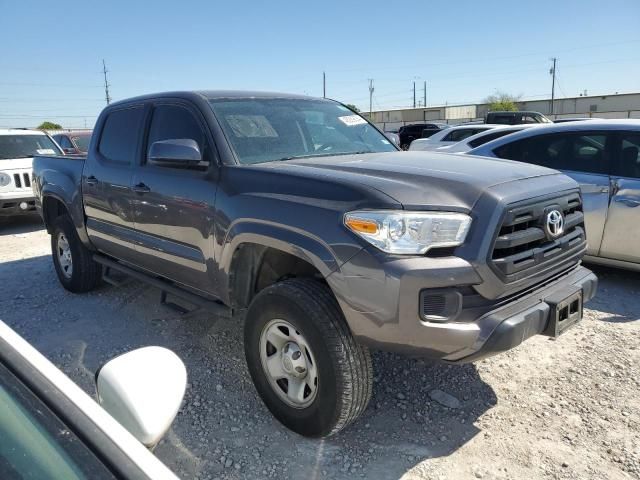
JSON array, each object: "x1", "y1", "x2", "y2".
[
  {"x1": 131, "y1": 182, "x2": 151, "y2": 194},
  {"x1": 86, "y1": 175, "x2": 98, "y2": 186},
  {"x1": 614, "y1": 197, "x2": 640, "y2": 207}
]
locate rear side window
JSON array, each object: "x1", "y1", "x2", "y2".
[
  {"x1": 614, "y1": 132, "x2": 640, "y2": 179},
  {"x1": 58, "y1": 136, "x2": 73, "y2": 149},
  {"x1": 490, "y1": 115, "x2": 515, "y2": 125},
  {"x1": 494, "y1": 133, "x2": 609, "y2": 174},
  {"x1": 468, "y1": 129, "x2": 516, "y2": 148},
  {"x1": 443, "y1": 128, "x2": 482, "y2": 142},
  {"x1": 98, "y1": 107, "x2": 144, "y2": 165}
]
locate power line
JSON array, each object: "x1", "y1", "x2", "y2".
[{"x1": 324, "y1": 39, "x2": 640, "y2": 74}]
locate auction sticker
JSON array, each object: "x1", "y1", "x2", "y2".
[{"x1": 338, "y1": 115, "x2": 367, "y2": 126}]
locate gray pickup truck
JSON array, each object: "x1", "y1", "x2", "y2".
[{"x1": 33, "y1": 91, "x2": 597, "y2": 437}]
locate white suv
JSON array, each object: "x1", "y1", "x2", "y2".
[{"x1": 0, "y1": 129, "x2": 62, "y2": 217}]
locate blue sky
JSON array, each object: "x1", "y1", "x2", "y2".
[{"x1": 1, "y1": 0, "x2": 639, "y2": 128}]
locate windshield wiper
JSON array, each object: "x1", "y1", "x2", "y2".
[{"x1": 274, "y1": 151, "x2": 373, "y2": 162}]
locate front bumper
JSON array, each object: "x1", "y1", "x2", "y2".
[
  {"x1": 329, "y1": 248, "x2": 597, "y2": 362},
  {"x1": 0, "y1": 192, "x2": 37, "y2": 216}
]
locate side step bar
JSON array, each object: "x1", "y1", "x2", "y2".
[{"x1": 93, "y1": 254, "x2": 231, "y2": 318}]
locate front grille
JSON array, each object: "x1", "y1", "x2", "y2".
[
  {"x1": 12, "y1": 172, "x2": 32, "y2": 190},
  {"x1": 490, "y1": 192, "x2": 586, "y2": 279}
]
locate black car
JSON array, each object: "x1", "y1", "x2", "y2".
[
  {"x1": 485, "y1": 111, "x2": 551, "y2": 125},
  {"x1": 398, "y1": 123, "x2": 448, "y2": 149}
]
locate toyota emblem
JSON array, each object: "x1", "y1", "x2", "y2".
[{"x1": 546, "y1": 210, "x2": 564, "y2": 238}]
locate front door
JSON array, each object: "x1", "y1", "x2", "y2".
[
  {"x1": 83, "y1": 105, "x2": 145, "y2": 265},
  {"x1": 599, "y1": 131, "x2": 640, "y2": 263},
  {"x1": 130, "y1": 101, "x2": 218, "y2": 294}
]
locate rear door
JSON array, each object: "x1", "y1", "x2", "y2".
[
  {"x1": 83, "y1": 105, "x2": 145, "y2": 264},
  {"x1": 130, "y1": 101, "x2": 218, "y2": 293},
  {"x1": 494, "y1": 131, "x2": 612, "y2": 255},
  {"x1": 599, "y1": 131, "x2": 640, "y2": 263}
]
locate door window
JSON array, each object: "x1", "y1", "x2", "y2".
[
  {"x1": 98, "y1": 106, "x2": 144, "y2": 165},
  {"x1": 494, "y1": 133, "x2": 609, "y2": 174},
  {"x1": 0, "y1": 364, "x2": 115, "y2": 479},
  {"x1": 613, "y1": 132, "x2": 640, "y2": 178},
  {"x1": 145, "y1": 104, "x2": 209, "y2": 170}
]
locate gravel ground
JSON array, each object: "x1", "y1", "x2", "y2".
[{"x1": 1, "y1": 216, "x2": 638, "y2": 480}]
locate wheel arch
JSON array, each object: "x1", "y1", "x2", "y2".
[{"x1": 221, "y1": 222, "x2": 342, "y2": 309}]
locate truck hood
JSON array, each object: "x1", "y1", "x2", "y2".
[
  {"x1": 0, "y1": 157, "x2": 34, "y2": 170},
  {"x1": 258, "y1": 151, "x2": 561, "y2": 210}
]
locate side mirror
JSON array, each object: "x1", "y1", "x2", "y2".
[
  {"x1": 96, "y1": 346, "x2": 187, "y2": 448},
  {"x1": 148, "y1": 138, "x2": 203, "y2": 168},
  {"x1": 63, "y1": 147, "x2": 76, "y2": 155}
]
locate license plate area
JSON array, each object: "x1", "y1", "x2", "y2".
[{"x1": 543, "y1": 286, "x2": 583, "y2": 337}]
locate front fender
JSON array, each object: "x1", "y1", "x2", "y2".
[{"x1": 217, "y1": 219, "x2": 360, "y2": 305}]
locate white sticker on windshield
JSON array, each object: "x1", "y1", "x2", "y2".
[
  {"x1": 36, "y1": 149, "x2": 56, "y2": 155},
  {"x1": 338, "y1": 115, "x2": 367, "y2": 126}
]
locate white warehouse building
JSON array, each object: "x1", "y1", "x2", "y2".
[{"x1": 363, "y1": 92, "x2": 640, "y2": 130}]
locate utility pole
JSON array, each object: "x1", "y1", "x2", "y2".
[
  {"x1": 413, "y1": 81, "x2": 416, "y2": 108},
  {"x1": 423, "y1": 81, "x2": 427, "y2": 108},
  {"x1": 368, "y1": 79, "x2": 374, "y2": 119},
  {"x1": 323, "y1": 71, "x2": 326, "y2": 98},
  {"x1": 102, "y1": 59, "x2": 111, "y2": 105},
  {"x1": 549, "y1": 57, "x2": 557, "y2": 115}
]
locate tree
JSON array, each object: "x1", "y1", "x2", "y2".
[
  {"x1": 37, "y1": 121, "x2": 63, "y2": 130},
  {"x1": 484, "y1": 92, "x2": 521, "y2": 112},
  {"x1": 345, "y1": 104, "x2": 360, "y2": 113}
]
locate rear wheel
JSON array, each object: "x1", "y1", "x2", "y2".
[
  {"x1": 244, "y1": 278, "x2": 372, "y2": 437},
  {"x1": 51, "y1": 215, "x2": 102, "y2": 292}
]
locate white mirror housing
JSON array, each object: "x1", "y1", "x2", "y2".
[{"x1": 96, "y1": 346, "x2": 187, "y2": 448}]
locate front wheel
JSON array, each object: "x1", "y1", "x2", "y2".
[{"x1": 244, "y1": 278, "x2": 372, "y2": 437}]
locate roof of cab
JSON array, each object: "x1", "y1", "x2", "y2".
[{"x1": 107, "y1": 90, "x2": 325, "y2": 108}]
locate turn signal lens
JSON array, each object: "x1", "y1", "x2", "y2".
[{"x1": 345, "y1": 217, "x2": 379, "y2": 234}]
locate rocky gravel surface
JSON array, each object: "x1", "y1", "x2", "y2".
[{"x1": 1, "y1": 216, "x2": 638, "y2": 480}]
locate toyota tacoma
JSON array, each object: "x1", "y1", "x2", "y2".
[{"x1": 32, "y1": 91, "x2": 597, "y2": 437}]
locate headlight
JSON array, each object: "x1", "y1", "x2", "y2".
[
  {"x1": 344, "y1": 210, "x2": 471, "y2": 254},
  {"x1": 0, "y1": 172, "x2": 10, "y2": 187}
]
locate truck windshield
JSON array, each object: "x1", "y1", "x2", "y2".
[
  {"x1": 208, "y1": 98, "x2": 396, "y2": 164},
  {"x1": 0, "y1": 134, "x2": 61, "y2": 160}
]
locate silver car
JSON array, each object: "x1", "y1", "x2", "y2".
[{"x1": 468, "y1": 120, "x2": 640, "y2": 271}]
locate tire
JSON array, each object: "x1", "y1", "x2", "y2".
[
  {"x1": 244, "y1": 278, "x2": 372, "y2": 437},
  {"x1": 51, "y1": 215, "x2": 102, "y2": 293}
]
